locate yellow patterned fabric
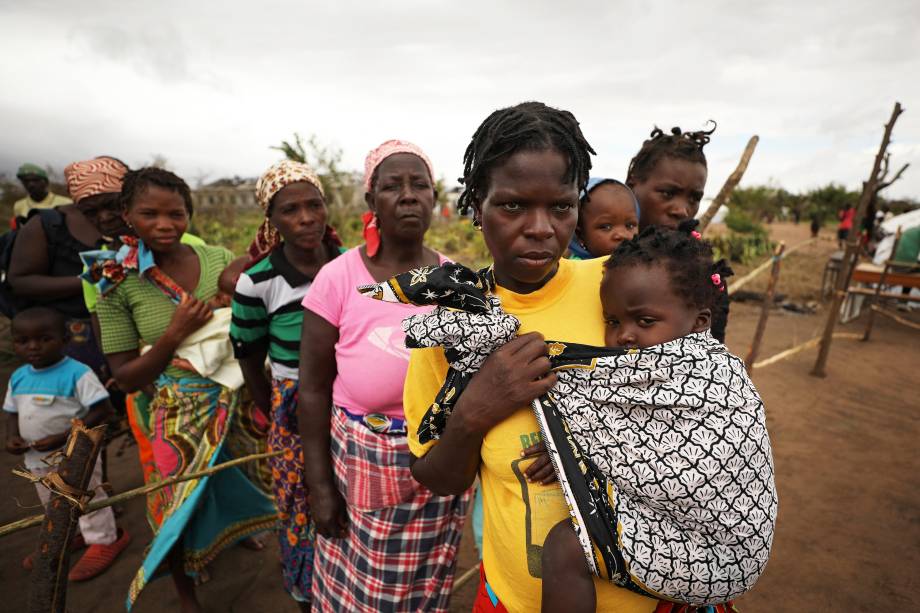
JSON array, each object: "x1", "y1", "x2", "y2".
[{"x1": 247, "y1": 159, "x2": 325, "y2": 263}]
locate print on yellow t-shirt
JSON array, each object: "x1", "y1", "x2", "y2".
[{"x1": 512, "y1": 430, "x2": 550, "y2": 576}]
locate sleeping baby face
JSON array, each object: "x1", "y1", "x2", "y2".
[{"x1": 600, "y1": 262, "x2": 711, "y2": 349}]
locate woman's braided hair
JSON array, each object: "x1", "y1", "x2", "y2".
[
  {"x1": 626, "y1": 122, "x2": 716, "y2": 185},
  {"x1": 606, "y1": 219, "x2": 733, "y2": 310},
  {"x1": 457, "y1": 101, "x2": 596, "y2": 215},
  {"x1": 120, "y1": 167, "x2": 194, "y2": 217}
]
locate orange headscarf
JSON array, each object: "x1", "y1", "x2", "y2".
[{"x1": 64, "y1": 156, "x2": 128, "y2": 203}]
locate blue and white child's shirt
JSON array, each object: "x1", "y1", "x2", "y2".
[{"x1": 3, "y1": 357, "x2": 109, "y2": 469}]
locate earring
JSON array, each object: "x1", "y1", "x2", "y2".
[{"x1": 472, "y1": 218, "x2": 482, "y2": 230}]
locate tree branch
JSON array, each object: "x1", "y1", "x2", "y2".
[
  {"x1": 877, "y1": 162, "x2": 910, "y2": 192},
  {"x1": 698, "y1": 135, "x2": 759, "y2": 232}
]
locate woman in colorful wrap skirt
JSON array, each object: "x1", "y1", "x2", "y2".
[
  {"x1": 93, "y1": 168, "x2": 276, "y2": 613},
  {"x1": 230, "y1": 159, "x2": 343, "y2": 609}
]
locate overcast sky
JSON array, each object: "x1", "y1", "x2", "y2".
[{"x1": 1, "y1": 0, "x2": 919, "y2": 199}]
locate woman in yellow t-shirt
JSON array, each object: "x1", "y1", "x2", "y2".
[{"x1": 403, "y1": 102, "x2": 659, "y2": 613}]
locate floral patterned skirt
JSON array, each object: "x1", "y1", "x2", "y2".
[
  {"x1": 126, "y1": 375, "x2": 277, "y2": 610},
  {"x1": 268, "y1": 377, "x2": 315, "y2": 603}
]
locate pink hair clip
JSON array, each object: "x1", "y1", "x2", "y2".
[
  {"x1": 691, "y1": 231, "x2": 702, "y2": 239},
  {"x1": 711, "y1": 273, "x2": 723, "y2": 291}
]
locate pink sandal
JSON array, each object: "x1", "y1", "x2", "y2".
[{"x1": 67, "y1": 528, "x2": 131, "y2": 581}]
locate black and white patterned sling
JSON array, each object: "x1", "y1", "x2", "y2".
[{"x1": 358, "y1": 262, "x2": 778, "y2": 606}]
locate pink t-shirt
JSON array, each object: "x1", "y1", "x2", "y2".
[{"x1": 302, "y1": 246, "x2": 446, "y2": 418}]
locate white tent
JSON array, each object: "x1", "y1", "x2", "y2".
[{"x1": 873, "y1": 208, "x2": 920, "y2": 264}]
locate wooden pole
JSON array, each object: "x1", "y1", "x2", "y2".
[
  {"x1": 862, "y1": 227, "x2": 902, "y2": 341},
  {"x1": 698, "y1": 135, "x2": 759, "y2": 232},
  {"x1": 28, "y1": 420, "x2": 105, "y2": 613},
  {"x1": 745, "y1": 242, "x2": 786, "y2": 370},
  {"x1": 1, "y1": 449, "x2": 283, "y2": 539},
  {"x1": 729, "y1": 237, "x2": 815, "y2": 295},
  {"x1": 753, "y1": 332, "x2": 862, "y2": 369},
  {"x1": 811, "y1": 102, "x2": 905, "y2": 377},
  {"x1": 870, "y1": 304, "x2": 920, "y2": 331}
]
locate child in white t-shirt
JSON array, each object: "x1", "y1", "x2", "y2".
[{"x1": 4, "y1": 307, "x2": 131, "y2": 580}]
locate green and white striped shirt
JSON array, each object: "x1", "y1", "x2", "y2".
[{"x1": 230, "y1": 245, "x2": 336, "y2": 380}]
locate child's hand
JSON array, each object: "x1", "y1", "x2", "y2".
[
  {"x1": 6, "y1": 435, "x2": 30, "y2": 455},
  {"x1": 522, "y1": 441, "x2": 557, "y2": 485},
  {"x1": 166, "y1": 295, "x2": 213, "y2": 343},
  {"x1": 207, "y1": 292, "x2": 231, "y2": 309},
  {"x1": 170, "y1": 357, "x2": 199, "y2": 374},
  {"x1": 31, "y1": 433, "x2": 68, "y2": 452}
]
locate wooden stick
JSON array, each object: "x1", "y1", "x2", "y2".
[
  {"x1": 753, "y1": 333, "x2": 862, "y2": 369},
  {"x1": 453, "y1": 564, "x2": 480, "y2": 591},
  {"x1": 729, "y1": 237, "x2": 815, "y2": 294},
  {"x1": 29, "y1": 420, "x2": 105, "y2": 613},
  {"x1": 698, "y1": 135, "x2": 759, "y2": 232},
  {"x1": 862, "y1": 227, "x2": 903, "y2": 341},
  {"x1": 812, "y1": 102, "x2": 905, "y2": 377},
  {"x1": 870, "y1": 304, "x2": 920, "y2": 331},
  {"x1": 745, "y1": 242, "x2": 786, "y2": 370},
  {"x1": 1, "y1": 449, "x2": 283, "y2": 539}
]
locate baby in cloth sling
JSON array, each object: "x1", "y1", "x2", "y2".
[{"x1": 359, "y1": 222, "x2": 777, "y2": 611}]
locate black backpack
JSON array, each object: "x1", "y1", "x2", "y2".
[{"x1": 0, "y1": 209, "x2": 65, "y2": 318}]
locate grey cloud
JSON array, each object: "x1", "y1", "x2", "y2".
[
  {"x1": 0, "y1": 0, "x2": 918, "y2": 197},
  {"x1": 73, "y1": 23, "x2": 190, "y2": 82}
]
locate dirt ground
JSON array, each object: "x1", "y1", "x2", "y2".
[{"x1": 1, "y1": 222, "x2": 918, "y2": 611}]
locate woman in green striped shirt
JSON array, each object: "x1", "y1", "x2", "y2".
[{"x1": 230, "y1": 160, "x2": 342, "y2": 609}]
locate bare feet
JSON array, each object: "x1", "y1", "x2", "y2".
[
  {"x1": 193, "y1": 567, "x2": 211, "y2": 586},
  {"x1": 239, "y1": 535, "x2": 265, "y2": 551}
]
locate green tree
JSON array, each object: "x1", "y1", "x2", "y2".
[
  {"x1": 803, "y1": 183, "x2": 859, "y2": 223},
  {"x1": 729, "y1": 186, "x2": 780, "y2": 221}
]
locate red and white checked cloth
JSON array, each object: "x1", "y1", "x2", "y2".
[{"x1": 311, "y1": 408, "x2": 471, "y2": 612}]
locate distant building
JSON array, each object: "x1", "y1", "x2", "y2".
[{"x1": 192, "y1": 178, "x2": 257, "y2": 210}]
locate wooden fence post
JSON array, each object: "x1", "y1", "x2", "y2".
[
  {"x1": 28, "y1": 420, "x2": 105, "y2": 613},
  {"x1": 698, "y1": 135, "x2": 759, "y2": 232},
  {"x1": 811, "y1": 102, "x2": 905, "y2": 377},
  {"x1": 744, "y1": 242, "x2": 786, "y2": 371}
]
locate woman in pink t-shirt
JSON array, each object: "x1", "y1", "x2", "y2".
[{"x1": 299, "y1": 140, "x2": 471, "y2": 612}]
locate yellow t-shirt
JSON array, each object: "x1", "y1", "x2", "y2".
[
  {"x1": 13, "y1": 192, "x2": 71, "y2": 219},
  {"x1": 404, "y1": 257, "x2": 658, "y2": 613}
]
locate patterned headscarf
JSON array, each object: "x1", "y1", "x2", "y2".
[
  {"x1": 247, "y1": 159, "x2": 340, "y2": 264},
  {"x1": 64, "y1": 156, "x2": 128, "y2": 203},
  {"x1": 362, "y1": 139, "x2": 434, "y2": 193}
]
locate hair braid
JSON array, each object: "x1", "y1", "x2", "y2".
[
  {"x1": 120, "y1": 167, "x2": 194, "y2": 217},
  {"x1": 626, "y1": 121, "x2": 716, "y2": 186},
  {"x1": 457, "y1": 101, "x2": 596, "y2": 215},
  {"x1": 606, "y1": 218, "x2": 734, "y2": 310}
]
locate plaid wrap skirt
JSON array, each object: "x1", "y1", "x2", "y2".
[{"x1": 311, "y1": 407, "x2": 471, "y2": 612}]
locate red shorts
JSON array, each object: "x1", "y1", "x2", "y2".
[
  {"x1": 472, "y1": 562, "x2": 740, "y2": 613},
  {"x1": 472, "y1": 564, "x2": 508, "y2": 612}
]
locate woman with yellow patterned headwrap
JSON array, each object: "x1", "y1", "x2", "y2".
[{"x1": 231, "y1": 159, "x2": 343, "y2": 609}]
